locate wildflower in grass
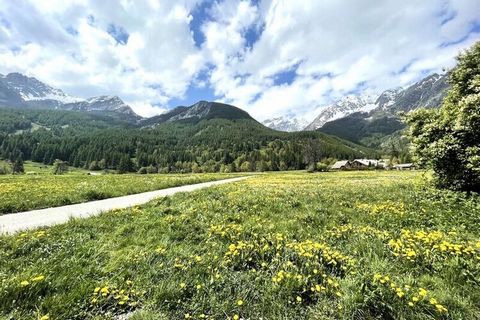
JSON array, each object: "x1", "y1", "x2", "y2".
[
  {"x1": 40, "y1": 315, "x2": 49, "y2": 320},
  {"x1": 20, "y1": 280, "x2": 29, "y2": 287},
  {"x1": 32, "y1": 275, "x2": 45, "y2": 282},
  {"x1": 180, "y1": 282, "x2": 186, "y2": 289},
  {"x1": 418, "y1": 288, "x2": 428, "y2": 297},
  {"x1": 233, "y1": 315, "x2": 239, "y2": 320},
  {"x1": 237, "y1": 299, "x2": 244, "y2": 306},
  {"x1": 101, "y1": 286, "x2": 109, "y2": 296},
  {"x1": 296, "y1": 296, "x2": 302, "y2": 303},
  {"x1": 436, "y1": 304, "x2": 448, "y2": 313}
]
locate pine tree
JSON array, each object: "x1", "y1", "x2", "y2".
[{"x1": 118, "y1": 155, "x2": 134, "y2": 174}]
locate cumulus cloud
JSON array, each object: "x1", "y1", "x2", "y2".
[{"x1": 0, "y1": 0, "x2": 478, "y2": 118}]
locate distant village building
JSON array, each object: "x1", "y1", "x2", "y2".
[
  {"x1": 330, "y1": 159, "x2": 413, "y2": 171},
  {"x1": 331, "y1": 160, "x2": 351, "y2": 170},
  {"x1": 393, "y1": 163, "x2": 415, "y2": 170},
  {"x1": 351, "y1": 159, "x2": 381, "y2": 169}
]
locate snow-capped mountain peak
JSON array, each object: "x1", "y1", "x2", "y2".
[
  {"x1": 375, "y1": 88, "x2": 402, "y2": 110},
  {"x1": 304, "y1": 94, "x2": 379, "y2": 131},
  {"x1": 262, "y1": 115, "x2": 309, "y2": 132},
  {"x1": 2, "y1": 72, "x2": 82, "y2": 104},
  {"x1": 0, "y1": 72, "x2": 140, "y2": 118}
]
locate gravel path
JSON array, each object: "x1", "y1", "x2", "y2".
[{"x1": 0, "y1": 176, "x2": 249, "y2": 234}]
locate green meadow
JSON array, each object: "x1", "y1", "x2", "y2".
[{"x1": 1, "y1": 171, "x2": 479, "y2": 319}]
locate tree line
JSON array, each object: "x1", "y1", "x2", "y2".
[{"x1": 0, "y1": 117, "x2": 375, "y2": 174}]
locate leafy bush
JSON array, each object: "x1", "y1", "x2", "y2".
[
  {"x1": 316, "y1": 162, "x2": 329, "y2": 172},
  {"x1": 83, "y1": 189, "x2": 109, "y2": 201},
  {"x1": 52, "y1": 159, "x2": 68, "y2": 175},
  {"x1": 406, "y1": 41, "x2": 480, "y2": 192}
]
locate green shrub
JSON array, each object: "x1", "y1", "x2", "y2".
[{"x1": 406, "y1": 41, "x2": 480, "y2": 192}]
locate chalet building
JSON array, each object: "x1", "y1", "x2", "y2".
[
  {"x1": 331, "y1": 160, "x2": 351, "y2": 170},
  {"x1": 351, "y1": 159, "x2": 382, "y2": 169},
  {"x1": 393, "y1": 163, "x2": 415, "y2": 170}
]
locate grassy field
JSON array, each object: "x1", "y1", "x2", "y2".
[
  {"x1": 0, "y1": 163, "x2": 240, "y2": 214},
  {"x1": 0, "y1": 171, "x2": 479, "y2": 319}
]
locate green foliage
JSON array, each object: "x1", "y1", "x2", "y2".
[
  {"x1": 52, "y1": 159, "x2": 68, "y2": 175},
  {"x1": 406, "y1": 41, "x2": 480, "y2": 192},
  {"x1": 0, "y1": 165, "x2": 8, "y2": 175},
  {"x1": 0, "y1": 109, "x2": 376, "y2": 173},
  {"x1": 118, "y1": 155, "x2": 135, "y2": 174},
  {"x1": 0, "y1": 109, "x2": 31, "y2": 133},
  {"x1": 316, "y1": 162, "x2": 329, "y2": 172},
  {"x1": 1, "y1": 172, "x2": 479, "y2": 319},
  {"x1": 319, "y1": 112, "x2": 405, "y2": 147},
  {"x1": 11, "y1": 157, "x2": 24, "y2": 174}
]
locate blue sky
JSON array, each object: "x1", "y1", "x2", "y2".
[{"x1": 0, "y1": 0, "x2": 479, "y2": 119}]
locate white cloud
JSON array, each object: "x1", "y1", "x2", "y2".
[
  {"x1": 0, "y1": 0, "x2": 478, "y2": 119},
  {"x1": 203, "y1": 0, "x2": 480, "y2": 120}
]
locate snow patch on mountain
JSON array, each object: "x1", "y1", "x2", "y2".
[
  {"x1": 0, "y1": 72, "x2": 140, "y2": 118},
  {"x1": 262, "y1": 116, "x2": 309, "y2": 132},
  {"x1": 2, "y1": 73, "x2": 83, "y2": 104},
  {"x1": 304, "y1": 94, "x2": 378, "y2": 131}
]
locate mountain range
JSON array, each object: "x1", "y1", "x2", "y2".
[
  {"x1": 0, "y1": 70, "x2": 450, "y2": 157},
  {"x1": 0, "y1": 73, "x2": 140, "y2": 119},
  {"x1": 263, "y1": 73, "x2": 448, "y2": 132},
  {"x1": 316, "y1": 73, "x2": 448, "y2": 149},
  {"x1": 261, "y1": 116, "x2": 309, "y2": 132}
]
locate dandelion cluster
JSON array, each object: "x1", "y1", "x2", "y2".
[
  {"x1": 388, "y1": 229, "x2": 480, "y2": 263},
  {"x1": 90, "y1": 281, "x2": 144, "y2": 314},
  {"x1": 356, "y1": 200, "x2": 406, "y2": 217},
  {"x1": 372, "y1": 274, "x2": 448, "y2": 314}
]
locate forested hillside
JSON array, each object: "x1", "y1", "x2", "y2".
[{"x1": 0, "y1": 107, "x2": 374, "y2": 173}]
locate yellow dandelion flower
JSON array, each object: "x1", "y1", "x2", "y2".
[
  {"x1": 32, "y1": 275, "x2": 45, "y2": 282},
  {"x1": 418, "y1": 288, "x2": 427, "y2": 297},
  {"x1": 237, "y1": 299, "x2": 244, "y2": 306},
  {"x1": 20, "y1": 280, "x2": 29, "y2": 287},
  {"x1": 40, "y1": 315, "x2": 49, "y2": 320},
  {"x1": 435, "y1": 304, "x2": 448, "y2": 313},
  {"x1": 296, "y1": 296, "x2": 302, "y2": 303}
]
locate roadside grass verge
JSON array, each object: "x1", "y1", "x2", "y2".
[{"x1": 0, "y1": 172, "x2": 240, "y2": 214}]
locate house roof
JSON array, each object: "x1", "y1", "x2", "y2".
[
  {"x1": 353, "y1": 159, "x2": 378, "y2": 166},
  {"x1": 394, "y1": 163, "x2": 415, "y2": 168},
  {"x1": 331, "y1": 160, "x2": 350, "y2": 169}
]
